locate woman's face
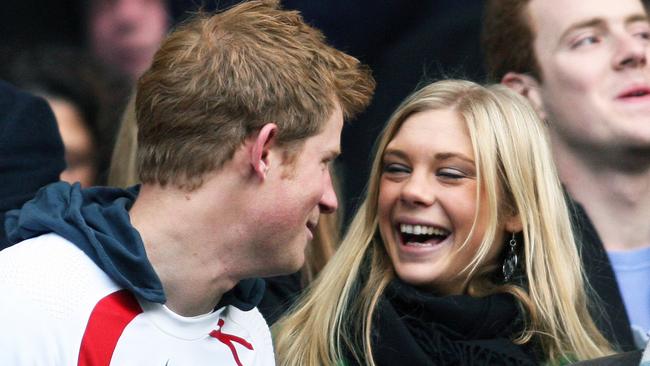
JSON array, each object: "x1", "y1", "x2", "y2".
[{"x1": 378, "y1": 108, "x2": 503, "y2": 295}]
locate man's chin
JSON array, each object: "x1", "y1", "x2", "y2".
[
  {"x1": 281, "y1": 257, "x2": 306, "y2": 276},
  {"x1": 261, "y1": 256, "x2": 305, "y2": 278}
]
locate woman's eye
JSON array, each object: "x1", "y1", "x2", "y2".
[
  {"x1": 437, "y1": 168, "x2": 465, "y2": 180},
  {"x1": 382, "y1": 163, "x2": 411, "y2": 175}
]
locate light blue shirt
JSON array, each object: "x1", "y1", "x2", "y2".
[{"x1": 608, "y1": 247, "x2": 650, "y2": 349}]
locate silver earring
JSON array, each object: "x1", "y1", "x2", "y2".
[{"x1": 502, "y1": 232, "x2": 518, "y2": 282}]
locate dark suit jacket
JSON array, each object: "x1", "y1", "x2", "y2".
[{"x1": 568, "y1": 197, "x2": 636, "y2": 351}]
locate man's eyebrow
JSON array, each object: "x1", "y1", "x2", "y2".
[
  {"x1": 625, "y1": 13, "x2": 650, "y2": 25},
  {"x1": 559, "y1": 18, "x2": 605, "y2": 42},
  {"x1": 326, "y1": 148, "x2": 341, "y2": 159},
  {"x1": 559, "y1": 14, "x2": 650, "y2": 43}
]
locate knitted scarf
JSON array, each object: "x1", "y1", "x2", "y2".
[{"x1": 346, "y1": 278, "x2": 538, "y2": 366}]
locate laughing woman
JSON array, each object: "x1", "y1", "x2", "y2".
[{"x1": 274, "y1": 80, "x2": 613, "y2": 365}]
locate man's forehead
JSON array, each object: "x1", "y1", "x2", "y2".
[
  {"x1": 528, "y1": 0, "x2": 647, "y2": 37},
  {"x1": 301, "y1": 116, "x2": 342, "y2": 159},
  {"x1": 316, "y1": 136, "x2": 341, "y2": 159}
]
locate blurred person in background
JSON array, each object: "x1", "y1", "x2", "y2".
[
  {"x1": 86, "y1": 0, "x2": 170, "y2": 82},
  {"x1": 83, "y1": 0, "x2": 171, "y2": 166},
  {"x1": 6, "y1": 45, "x2": 114, "y2": 186},
  {"x1": 0, "y1": 81, "x2": 65, "y2": 249},
  {"x1": 48, "y1": 96, "x2": 96, "y2": 187}
]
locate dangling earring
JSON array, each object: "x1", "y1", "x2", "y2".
[{"x1": 502, "y1": 232, "x2": 518, "y2": 282}]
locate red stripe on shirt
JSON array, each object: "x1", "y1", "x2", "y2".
[{"x1": 78, "y1": 290, "x2": 143, "y2": 366}]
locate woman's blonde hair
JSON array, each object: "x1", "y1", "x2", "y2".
[
  {"x1": 274, "y1": 79, "x2": 612, "y2": 365},
  {"x1": 108, "y1": 93, "x2": 138, "y2": 187}
]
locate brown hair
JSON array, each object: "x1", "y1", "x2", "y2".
[
  {"x1": 482, "y1": 0, "x2": 542, "y2": 82},
  {"x1": 110, "y1": 94, "x2": 342, "y2": 284},
  {"x1": 136, "y1": 0, "x2": 375, "y2": 190}
]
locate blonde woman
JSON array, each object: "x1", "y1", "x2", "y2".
[{"x1": 274, "y1": 80, "x2": 613, "y2": 365}]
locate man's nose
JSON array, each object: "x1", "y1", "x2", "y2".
[
  {"x1": 613, "y1": 32, "x2": 648, "y2": 70},
  {"x1": 319, "y1": 170, "x2": 338, "y2": 214}
]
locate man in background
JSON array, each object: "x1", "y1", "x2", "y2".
[
  {"x1": 86, "y1": 0, "x2": 169, "y2": 82},
  {"x1": 484, "y1": 0, "x2": 650, "y2": 349}
]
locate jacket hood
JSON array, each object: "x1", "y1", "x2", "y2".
[{"x1": 4, "y1": 182, "x2": 264, "y2": 311}]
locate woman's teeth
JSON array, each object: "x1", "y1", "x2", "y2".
[
  {"x1": 400, "y1": 224, "x2": 448, "y2": 236},
  {"x1": 398, "y1": 223, "x2": 450, "y2": 245}
]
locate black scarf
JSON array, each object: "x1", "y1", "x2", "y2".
[{"x1": 355, "y1": 279, "x2": 538, "y2": 366}]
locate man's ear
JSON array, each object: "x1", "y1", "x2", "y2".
[
  {"x1": 501, "y1": 72, "x2": 547, "y2": 121},
  {"x1": 250, "y1": 123, "x2": 278, "y2": 180}
]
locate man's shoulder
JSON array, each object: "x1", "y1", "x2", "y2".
[
  {"x1": 1, "y1": 232, "x2": 82, "y2": 263},
  {"x1": 0, "y1": 233, "x2": 124, "y2": 364},
  {"x1": 0, "y1": 233, "x2": 118, "y2": 291},
  {"x1": 0, "y1": 233, "x2": 122, "y2": 318}
]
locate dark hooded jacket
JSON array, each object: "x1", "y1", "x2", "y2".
[{"x1": 4, "y1": 181, "x2": 265, "y2": 311}]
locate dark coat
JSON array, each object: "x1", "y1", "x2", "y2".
[{"x1": 568, "y1": 198, "x2": 636, "y2": 351}]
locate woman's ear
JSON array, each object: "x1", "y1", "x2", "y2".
[{"x1": 504, "y1": 213, "x2": 523, "y2": 233}]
